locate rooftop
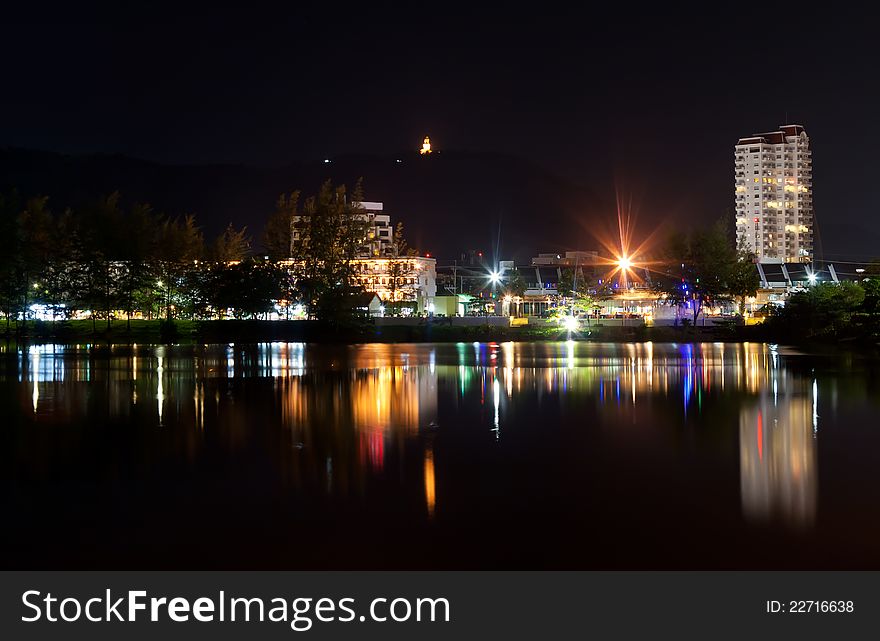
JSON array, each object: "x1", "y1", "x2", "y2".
[{"x1": 736, "y1": 124, "x2": 807, "y2": 146}]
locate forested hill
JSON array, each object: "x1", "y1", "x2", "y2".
[{"x1": 0, "y1": 148, "x2": 606, "y2": 262}]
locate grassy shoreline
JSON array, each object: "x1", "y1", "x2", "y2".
[{"x1": 0, "y1": 318, "x2": 807, "y2": 345}]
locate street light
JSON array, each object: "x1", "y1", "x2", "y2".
[
  {"x1": 488, "y1": 270, "x2": 502, "y2": 285},
  {"x1": 807, "y1": 272, "x2": 817, "y2": 285},
  {"x1": 615, "y1": 253, "x2": 635, "y2": 293}
]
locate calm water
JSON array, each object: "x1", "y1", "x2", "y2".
[{"x1": 2, "y1": 341, "x2": 879, "y2": 569}]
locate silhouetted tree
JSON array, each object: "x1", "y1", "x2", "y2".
[
  {"x1": 0, "y1": 190, "x2": 25, "y2": 330},
  {"x1": 290, "y1": 180, "x2": 368, "y2": 320},
  {"x1": 41, "y1": 207, "x2": 79, "y2": 321},
  {"x1": 656, "y1": 217, "x2": 737, "y2": 325},
  {"x1": 728, "y1": 246, "x2": 760, "y2": 316},
  {"x1": 263, "y1": 191, "x2": 300, "y2": 260},
  {"x1": 212, "y1": 223, "x2": 251, "y2": 262},
  {"x1": 18, "y1": 196, "x2": 55, "y2": 321},
  {"x1": 117, "y1": 202, "x2": 158, "y2": 328},
  {"x1": 767, "y1": 281, "x2": 866, "y2": 339},
  {"x1": 154, "y1": 214, "x2": 204, "y2": 319},
  {"x1": 504, "y1": 268, "x2": 527, "y2": 316},
  {"x1": 386, "y1": 222, "x2": 419, "y2": 314}
]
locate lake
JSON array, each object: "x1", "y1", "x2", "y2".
[{"x1": 2, "y1": 341, "x2": 879, "y2": 569}]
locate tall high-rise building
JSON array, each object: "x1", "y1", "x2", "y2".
[{"x1": 734, "y1": 124, "x2": 813, "y2": 263}]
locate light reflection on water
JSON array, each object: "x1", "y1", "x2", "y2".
[{"x1": 1, "y1": 341, "x2": 878, "y2": 568}]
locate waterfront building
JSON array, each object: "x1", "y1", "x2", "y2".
[
  {"x1": 351, "y1": 256, "x2": 437, "y2": 314},
  {"x1": 286, "y1": 197, "x2": 435, "y2": 314}
]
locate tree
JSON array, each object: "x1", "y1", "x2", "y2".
[
  {"x1": 18, "y1": 196, "x2": 55, "y2": 322},
  {"x1": 202, "y1": 258, "x2": 284, "y2": 319},
  {"x1": 154, "y1": 214, "x2": 204, "y2": 319},
  {"x1": 657, "y1": 217, "x2": 737, "y2": 325},
  {"x1": 727, "y1": 247, "x2": 760, "y2": 316},
  {"x1": 41, "y1": 207, "x2": 79, "y2": 322},
  {"x1": 290, "y1": 180, "x2": 368, "y2": 321},
  {"x1": 767, "y1": 281, "x2": 866, "y2": 339},
  {"x1": 557, "y1": 265, "x2": 594, "y2": 320},
  {"x1": 558, "y1": 266, "x2": 591, "y2": 300},
  {"x1": 504, "y1": 268, "x2": 527, "y2": 317},
  {"x1": 385, "y1": 222, "x2": 419, "y2": 314},
  {"x1": 117, "y1": 203, "x2": 158, "y2": 328},
  {"x1": 0, "y1": 190, "x2": 25, "y2": 330},
  {"x1": 76, "y1": 193, "x2": 130, "y2": 330},
  {"x1": 505, "y1": 268, "x2": 527, "y2": 297},
  {"x1": 558, "y1": 267, "x2": 575, "y2": 299},
  {"x1": 858, "y1": 275, "x2": 880, "y2": 339},
  {"x1": 212, "y1": 223, "x2": 251, "y2": 262},
  {"x1": 263, "y1": 191, "x2": 300, "y2": 260}
]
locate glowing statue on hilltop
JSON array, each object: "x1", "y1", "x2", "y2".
[{"x1": 420, "y1": 136, "x2": 432, "y2": 155}]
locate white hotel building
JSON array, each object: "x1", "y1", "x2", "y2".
[
  {"x1": 349, "y1": 202, "x2": 436, "y2": 312},
  {"x1": 354, "y1": 201, "x2": 394, "y2": 257},
  {"x1": 289, "y1": 200, "x2": 436, "y2": 313},
  {"x1": 735, "y1": 124, "x2": 813, "y2": 263}
]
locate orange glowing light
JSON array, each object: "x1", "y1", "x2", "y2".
[
  {"x1": 757, "y1": 411, "x2": 763, "y2": 461},
  {"x1": 582, "y1": 189, "x2": 671, "y2": 288},
  {"x1": 424, "y1": 448, "x2": 436, "y2": 518}
]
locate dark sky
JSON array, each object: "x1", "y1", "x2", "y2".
[{"x1": 2, "y1": 7, "x2": 878, "y2": 258}]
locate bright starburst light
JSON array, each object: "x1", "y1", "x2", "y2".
[{"x1": 583, "y1": 190, "x2": 670, "y2": 287}]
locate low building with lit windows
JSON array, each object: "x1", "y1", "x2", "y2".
[{"x1": 352, "y1": 256, "x2": 437, "y2": 314}]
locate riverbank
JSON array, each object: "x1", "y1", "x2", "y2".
[{"x1": 1, "y1": 318, "x2": 790, "y2": 345}]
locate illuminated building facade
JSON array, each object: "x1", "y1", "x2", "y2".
[
  {"x1": 354, "y1": 201, "x2": 394, "y2": 257},
  {"x1": 420, "y1": 135, "x2": 432, "y2": 155},
  {"x1": 352, "y1": 256, "x2": 437, "y2": 313},
  {"x1": 286, "y1": 197, "x2": 436, "y2": 313},
  {"x1": 735, "y1": 124, "x2": 813, "y2": 263}
]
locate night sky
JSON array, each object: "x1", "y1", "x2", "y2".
[{"x1": 2, "y1": 8, "x2": 878, "y2": 259}]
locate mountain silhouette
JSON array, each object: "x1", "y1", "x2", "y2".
[{"x1": 0, "y1": 147, "x2": 608, "y2": 262}]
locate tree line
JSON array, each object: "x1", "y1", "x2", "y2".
[
  {"x1": 764, "y1": 274, "x2": 880, "y2": 342},
  {"x1": 0, "y1": 179, "x2": 392, "y2": 330}
]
